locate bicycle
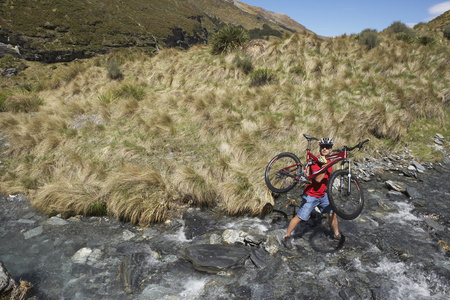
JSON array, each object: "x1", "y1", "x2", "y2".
[{"x1": 264, "y1": 134, "x2": 370, "y2": 220}]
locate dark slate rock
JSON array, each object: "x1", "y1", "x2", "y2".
[
  {"x1": 339, "y1": 287, "x2": 359, "y2": 300},
  {"x1": 405, "y1": 186, "x2": 422, "y2": 199},
  {"x1": 249, "y1": 248, "x2": 270, "y2": 269},
  {"x1": 386, "y1": 190, "x2": 407, "y2": 201},
  {"x1": 182, "y1": 244, "x2": 249, "y2": 273},
  {"x1": 183, "y1": 209, "x2": 219, "y2": 240}
]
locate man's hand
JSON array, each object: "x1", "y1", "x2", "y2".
[{"x1": 318, "y1": 155, "x2": 327, "y2": 165}]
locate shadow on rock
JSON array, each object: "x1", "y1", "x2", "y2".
[{"x1": 308, "y1": 226, "x2": 346, "y2": 253}]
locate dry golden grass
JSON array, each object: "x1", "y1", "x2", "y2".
[
  {"x1": 1, "y1": 32, "x2": 449, "y2": 223},
  {"x1": 0, "y1": 280, "x2": 33, "y2": 300}
]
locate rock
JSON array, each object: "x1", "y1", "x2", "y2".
[
  {"x1": 72, "y1": 247, "x2": 93, "y2": 264},
  {"x1": 386, "y1": 190, "x2": 406, "y2": 201},
  {"x1": 0, "y1": 261, "x2": 16, "y2": 294},
  {"x1": 402, "y1": 169, "x2": 417, "y2": 178},
  {"x1": 263, "y1": 235, "x2": 279, "y2": 255},
  {"x1": 122, "y1": 230, "x2": 135, "y2": 241},
  {"x1": 209, "y1": 233, "x2": 222, "y2": 244},
  {"x1": 412, "y1": 161, "x2": 426, "y2": 173},
  {"x1": 139, "y1": 284, "x2": 173, "y2": 300},
  {"x1": 339, "y1": 287, "x2": 359, "y2": 300},
  {"x1": 182, "y1": 244, "x2": 249, "y2": 273},
  {"x1": 385, "y1": 180, "x2": 406, "y2": 192},
  {"x1": 23, "y1": 226, "x2": 43, "y2": 239},
  {"x1": 162, "y1": 255, "x2": 178, "y2": 263},
  {"x1": 435, "y1": 133, "x2": 444, "y2": 140},
  {"x1": 44, "y1": 216, "x2": 69, "y2": 226},
  {"x1": 424, "y1": 219, "x2": 445, "y2": 231},
  {"x1": 249, "y1": 248, "x2": 270, "y2": 269},
  {"x1": 405, "y1": 186, "x2": 422, "y2": 199},
  {"x1": 1, "y1": 68, "x2": 18, "y2": 77},
  {"x1": 222, "y1": 229, "x2": 245, "y2": 245},
  {"x1": 244, "y1": 232, "x2": 266, "y2": 247}
]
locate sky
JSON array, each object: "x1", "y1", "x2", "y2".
[{"x1": 240, "y1": 0, "x2": 450, "y2": 37}]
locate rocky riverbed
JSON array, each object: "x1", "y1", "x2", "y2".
[{"x1": 1, "y1": 152, "x2": 450, "y2": 299}]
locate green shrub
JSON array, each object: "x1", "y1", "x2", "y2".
[
  {"x1": 233, "y1": 54, "x2": 253, "y2": 74},
  {"x1": 395, "y1": 32, "x2": 415, "y2": 43},
  {"x1": 249, "y1": 69, "x2": 277, "y2": 87},
  {"x1": 386, "y1": 21, "x2": 415, "y2": 35},
  {"x1": 417, "y1": 35, "x2": 435, "y2": 45},
  {"x1": 114, "y1": 84, "x2": 146, "y2": 101},
  {"x1": 211, "y1": 25, "x2": 249, "y2": 55},
  {"x1": 0, "y1": 54, "x2": 28, "y2": 71},
  {"x1": 358, "y1": 29, "x2": 381, "y2": 50},
  {"x1": 106, "y1": 58, "x2": 123, "y2": 80},
  {"x1": 444, "y1": 25, "x2": 450, "y2": 40},
  {"x1": 290, "y1": 65, "x2": 305, "y2": 76},
  {"x1": 88, "y1": 200, "x2": 107, "y2": 216},
  {"x1": 0, "y1": 91, "x2": 44, "y2": 112}
]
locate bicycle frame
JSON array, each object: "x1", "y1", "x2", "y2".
[
  {"x1": 305, "y1": 143, "x2": 348, "y2": 182},
  {"x1": 275, "y1": 135, "x2": 368, "y2": 191}
]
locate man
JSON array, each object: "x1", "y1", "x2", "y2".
[{"x1": 282, "y1": 137, "x2": 341, "y2": 249}]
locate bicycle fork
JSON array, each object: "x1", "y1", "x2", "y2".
[{"x1": 339, "y1": 160, "x2": 352, "y2": 195}]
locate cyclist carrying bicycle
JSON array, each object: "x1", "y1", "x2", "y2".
[{"x1": 282, "y1": 137, "x2": 341, "y2": 249}]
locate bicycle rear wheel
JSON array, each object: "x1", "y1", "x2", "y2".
[
  {"x1": 265, "y1": 152, "x2": 301, "y2": 193},
  {"x1": 328, "y1": 169, "x2": 364, "y2": 220}
]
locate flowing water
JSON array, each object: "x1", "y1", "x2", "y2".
[{"x1": 0, "y1": 161, "x2": 449, "y2": 299}]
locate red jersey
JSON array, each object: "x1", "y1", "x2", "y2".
[{"x1": 304, "y1": 156, "x2": 332, "y2": 198}]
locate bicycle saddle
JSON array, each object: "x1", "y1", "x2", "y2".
[{"x1": 303, "y1": 134, "x2": 319, "y2": 141}]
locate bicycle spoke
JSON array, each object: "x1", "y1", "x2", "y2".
[{"x1": 265, "y1": 153, "x2": 300, "y2": 193}]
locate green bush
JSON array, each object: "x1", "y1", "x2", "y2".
[
  {"x1": 395, "y1": 32, "x2": 415, "y2": 44},
  {"x1": 444, "y1": 25, "x2": 450, "y2": 40},
  {"x1": 106, "y1": 58, "x2": 123, "y2": 80},
  {"x1": 358, "y1": 29, "x2": 381, "y2": 50},
  {"x1": 417, "y1": 35, "x2": 435, "y2": 45},
  {"x1": 211, "y1": 25, "x2": 249, "y2": 55},
  {"x1": 233, "y1": 54, "x2": 253, "y2": 74},
  {"x1": 0, "y1": 91, "x2": 44, "y2": 112},
  {"x1": 290, "y1": 65, "x2": 305, "y2": 76},
  {"x1": 88, "y1": 200, "x2": 107, "y2": 216},
  {"x1": 386, "y1": 21, "x2": 415, "y2": 35},
  {"x1": 249, "y1": 69, "x2": 277, "y2": 87}
]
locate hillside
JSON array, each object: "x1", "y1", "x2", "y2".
[
  {"x1": 0, "y1": 0, "x2": 313, "y2": 62},
  {"x1": 0, "y1": 19, "x2": 449, "y2": 224}
]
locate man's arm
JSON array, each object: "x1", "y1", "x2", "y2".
[{"x1": 314, "y1": 173, "x2": 326, "y2": 183}]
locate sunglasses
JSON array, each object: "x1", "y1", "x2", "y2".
[{"x1": 320, "y1": 145, "x2": 332, "y2": 149}]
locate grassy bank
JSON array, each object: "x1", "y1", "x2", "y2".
[{"x1": 0, "y1": 32, "x2": 449, "y2": 224}]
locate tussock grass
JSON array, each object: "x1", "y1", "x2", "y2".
[{"x1": 0, "y1": 31, "x2": 449, "y2": 224}]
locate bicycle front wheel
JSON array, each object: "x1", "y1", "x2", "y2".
[
  {"x1": 328, "y1": 169, "x2": 364, "y2": 220},
  {"x1": 265, "y1": 152, "x2": 301, "y2": 193}
]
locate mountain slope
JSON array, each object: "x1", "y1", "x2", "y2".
[{"x1": 0, "y1": 0, "x2": 312, "y2": 62}]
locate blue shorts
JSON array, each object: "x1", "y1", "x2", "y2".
[{"x1": 296, "y1": 193, "x2": 333, "y2": 221}]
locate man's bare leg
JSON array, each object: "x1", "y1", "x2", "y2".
[
  {"x1": 328, "y1": 212, "x2": 339, "y2": 237},
  {"x1": 284, "y1": 216, "x2": 301, "y2": 239}
]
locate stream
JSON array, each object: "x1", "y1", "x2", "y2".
[{"x1": 1, "y1": 158, "x2": 449, "y2": 299}]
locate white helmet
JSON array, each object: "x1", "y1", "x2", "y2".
[{"x1": 319, "y1": 137, "x2": 334, "y2": 147}]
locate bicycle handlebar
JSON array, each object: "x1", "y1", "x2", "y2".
[{"x1": 333, "y1": 139, "x2": 370, "y2": 153}]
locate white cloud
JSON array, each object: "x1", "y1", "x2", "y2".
[{"x1": 429, "y1": 1, "x2": 450, "y2": 16}]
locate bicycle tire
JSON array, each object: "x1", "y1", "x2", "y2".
[
  {"x1": 328, "y1": 169, "x2": 364, "y2": 220},
  {"x1": 265, "y1": 152, "x2": 301, "y2": 193}
]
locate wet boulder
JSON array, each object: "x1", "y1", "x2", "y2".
[{"x1": 181, "y1": 244, "x2": 250, "y2": 273}]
